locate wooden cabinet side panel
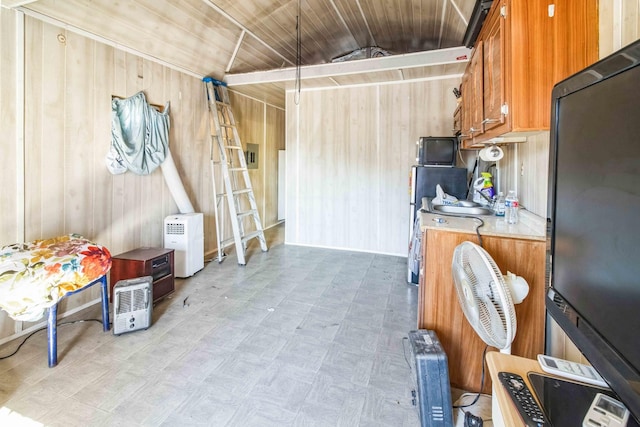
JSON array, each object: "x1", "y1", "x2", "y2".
[
  {"x1": 508, "y1": 0, "x2": 554, "y2": 131},
  {"x1": 417, "y1": 230, "x2": 428, "y2": 328},
  {"x1": 422, "y1": 231, "x2": 491, "y2": 393},
  {"x1": 552, "y1": 0, "x2": 599, "y2": 84},
  {"x1": 109, "y1": 259, "x2": 146, "y2": 300},
  {"x1": 420, "y1": 229, "x2": 545, "y2": 394},
  {"x1": 482, "y1": 236, "x2": 546, "y2": 359}
]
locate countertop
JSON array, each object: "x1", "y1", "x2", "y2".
[{"x1": 419, "y1": 206, "x2": 546, "y2": 241}]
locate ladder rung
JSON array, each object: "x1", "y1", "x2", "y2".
[
  {"x1": 224, "y1": 145, "x2": 242, "y2": 150},
  {"x1": 237, "y1": 209, "x2": 257, "y2": 219},
  {"x1": 241, "y1": 230, "x2": 264, "y2": 243},
  {"x1": 220, "y1": 236, "x2": 236, "y2": 246},
  {"x1": 232, "y1": 189, "x2": 252, "y2": 196},
  {"x1": 229, "y1": 167, "x2": 247, "y2": 172}
]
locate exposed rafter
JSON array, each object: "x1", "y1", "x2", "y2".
[
  {"x1": 449, "y1": 0, "x2": 469, "y2": 27},
  {"x1": 202, "y1": 0, "x2": 295, "y2": 67},
  {"x1": 356, "y1": 0, "x2": 376, "y2": 47},
  {"x1": 226, "y1": 30, "x2": 246, "y2": 73},
  {"x1": 438, "y1": 0, "x2": 448, "y2": 49},
  {"x1": 328, "y1": 0, "x2": 359, "y2": 50}
]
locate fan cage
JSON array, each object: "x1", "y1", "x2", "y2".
[{"x1": 452, "y1": 241, "x2": 517, "y2": 351}]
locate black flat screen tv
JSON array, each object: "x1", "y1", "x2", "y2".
[{"x1": 546, "y1": 39, "x2": 640, "y2": 423}]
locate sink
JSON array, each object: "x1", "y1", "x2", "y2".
[
  {"x1": 456, "y1": 200, "x2": 482, "y2": 207},
  {"x1": 431, "y1": 204, "x2": 494, "y2": 216}
]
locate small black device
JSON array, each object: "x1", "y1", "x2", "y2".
[
  {"x1": 498, "y1": 372, "x2": 547, "y2": 427},
  {"x1": 464, "y1": 411, "x2": 484, "y2": 427},
  {"x1": 416, "y1": 136, "x2": 457, "y2": 166}
]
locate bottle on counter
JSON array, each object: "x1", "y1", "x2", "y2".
[
  {"x1": 495, "y1": 192, "x2": 506, "y2": 217},
  {"x1": 505, "y1": 190, "x2": 519, "y2": 224}
]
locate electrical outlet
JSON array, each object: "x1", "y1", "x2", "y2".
[{"x1": 520, "y1": 162, "x2": 525, "y2": 176}]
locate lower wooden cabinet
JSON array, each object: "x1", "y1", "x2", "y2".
[
  {"x1": 418, "y1": 228, "x2": 545, "y2": 394},
  {"x1": 109, "y1": 247, "x2": 175, "y2": 303}
]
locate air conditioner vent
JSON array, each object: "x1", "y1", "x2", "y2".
[{"x1": 166, "y1": 223, "x2": 185, "y2": 235}]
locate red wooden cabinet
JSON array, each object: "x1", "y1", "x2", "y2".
[{"x1": 109, "y1": 248, "x2": 175, "y2": 303}]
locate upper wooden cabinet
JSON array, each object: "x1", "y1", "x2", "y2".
[{"x1": 458, "y1": 0, "x2": 598, "y2": 148}]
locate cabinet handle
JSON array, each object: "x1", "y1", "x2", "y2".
[
  {"x1": 482, "y1": 118, "x2": 501, "y2": 124},
  {"x1": 470, "y1": 127, "x2": 480, "y2": 133}
]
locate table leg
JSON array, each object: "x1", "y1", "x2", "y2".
[
  {"x1": 100, "y1": 275, "x2": 110, "y2": 331},
  {"x1": 47, "y1": 304, "x2": 58, "y2": 367}
]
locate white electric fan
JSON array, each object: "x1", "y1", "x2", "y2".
[{"x1": 452, "y1": 241, "x2": 529, "y2": 353}]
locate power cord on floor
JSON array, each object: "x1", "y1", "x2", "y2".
[
  {"x1": 453, "y1": 345, "x2": 489, "y2": 409},
  {"x1": 0, "y1": 318, "x2": 105, "y2": 360},
  {"x1": 402, "y1": 336, "x2": 411, "y2": 371}
]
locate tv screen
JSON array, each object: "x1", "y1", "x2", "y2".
[
  {"x1": 547, "y1": 39, "x2": 640, "y2": 422},
  {"x1": 416, "y1": 137, "x2": 456, "y2": 166}
]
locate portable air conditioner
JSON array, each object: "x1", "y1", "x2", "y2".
[
  {"x1": 113, "y1": 276, "x2": 153, "y2": 335},
  {"x1": 408, "y1": 329, "x2": 454, "y2": 426},
  {"x1": 164, "y1": 213, "x2": 204, "y2": 278}
]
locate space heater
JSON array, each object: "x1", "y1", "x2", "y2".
[
  {"x1": 163, "y1": 212, "x2": 204, "y2": 278},
  {"x1": 408, "y1": 329, "x2": 454, "y2": 426},
  {"x1": 113, "y1": 276, "x2": 153, "y2": 335}
]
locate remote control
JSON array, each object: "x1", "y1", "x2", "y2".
[
  {"x1": 537, "y1": 354, "x2": 608, "y2": 388},
  {"x1": 498, "y1": 372, "x2": 547, "y2": 427}
]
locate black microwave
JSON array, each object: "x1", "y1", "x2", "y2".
[{"x1": 416, "y1": 136, "x2": 457, "y2": 166}]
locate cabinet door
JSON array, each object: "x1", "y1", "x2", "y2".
[
  {"x1": 460, "y1": 44, "x2": 484, "y2": 148},
  {"x1": 453, "y1": 105, "x2": 462, "y2": 135},
  {"x1": 469, "y1": 41, "x2": 484, "y2": 138},
  {"x1": 459, "y1": 70, "x2": 473, "y2": 144},
  {"x1": 482, "y1": 3, "x2": 506, "y2": 133}
]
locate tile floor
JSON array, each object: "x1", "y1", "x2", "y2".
[{"x1": 0, "y1": 224, "x2": 428, "y2": 426}]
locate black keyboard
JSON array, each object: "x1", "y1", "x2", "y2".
[{"x1": 498, "y1": 372, "x2": 548, "y2": 427}]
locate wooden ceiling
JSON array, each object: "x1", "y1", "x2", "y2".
[{"x1": 4, "y1": 0, "x2": 476, "y2": 107}]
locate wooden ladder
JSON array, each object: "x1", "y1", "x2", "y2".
[{"x1": 204, "y1": 77, "x2": 267, "y2": 265}]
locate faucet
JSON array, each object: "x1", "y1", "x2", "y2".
[{"x1": 476, "y1": 188, "x2": 495, "y2": 207}]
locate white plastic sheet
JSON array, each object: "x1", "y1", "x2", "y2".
[
  {"x1": 109, "y1": 91, "x2": 195, "y2": 214},
  {"x1": 109, "y1": 92, "x2": 169, "y2": 175}
]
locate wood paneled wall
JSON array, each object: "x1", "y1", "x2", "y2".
[
  {"x1": 0, "y1": 9, "x2": 284, "y2": 343},
  {"x1": 285, "y1": 78, "x2": 459, "y2": 255}
]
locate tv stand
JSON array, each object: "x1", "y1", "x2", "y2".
[
  {"x1": 486, "y1": 352, "x2": 544, "y2": 427},
  {"x1": 487, "y1": 352, "x2": 640, "y2": 427}
]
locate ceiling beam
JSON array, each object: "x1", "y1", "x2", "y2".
[{"x1": 225, "y1": 46, "x2": 470, "y2": 86}]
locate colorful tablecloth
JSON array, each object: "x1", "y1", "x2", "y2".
[{"x1": 0, "y1": 234, "x2": 111, "y2": 322}]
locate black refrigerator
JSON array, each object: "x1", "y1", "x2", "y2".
[{"x1": 407, "y1": 165, "x2": 468, "y2": 284}]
